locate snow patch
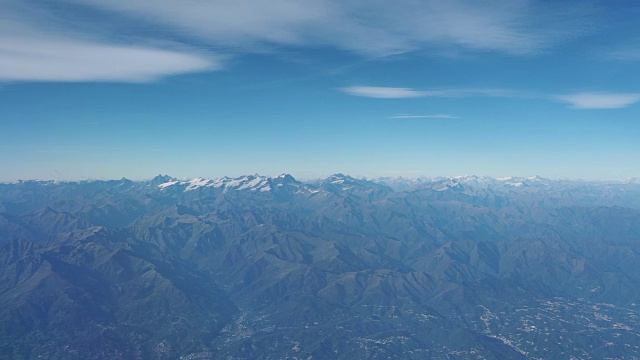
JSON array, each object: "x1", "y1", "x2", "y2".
[{"x1": 158, "y1": 181, "x2": 179, "y2": 189}]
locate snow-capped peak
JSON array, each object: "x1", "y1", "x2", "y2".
[
  {"x1": 149, "y1": 174, "x2": 176, "y2": 186},
  {"x1": 156, "y1": 174, "x2": 303, "y2": 193},
  {"x1": 185, "y1": 177, "x2": 214, "y2": 190}
]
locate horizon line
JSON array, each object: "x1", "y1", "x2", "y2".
[{"x1": 1, "y1": 173, "x2": 638, "y2": 184}]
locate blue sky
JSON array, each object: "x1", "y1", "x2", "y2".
[{"x1": 1, "y1": 0, "x2": 639, "y2": 181}]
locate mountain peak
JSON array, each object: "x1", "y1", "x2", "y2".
[
  {"x1": 326, "y1": 173, "x2": 358, "y2": 184},
  {"x1": 150, "y1": 174, "x2": 176, "y2": 186},
  {"x1": 273, "y1": 173, "x2": 298, "y2": 184}
]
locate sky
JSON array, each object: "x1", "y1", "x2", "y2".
[{"x1": 1, "y1": 0, "x2": 639, "y2": 181}]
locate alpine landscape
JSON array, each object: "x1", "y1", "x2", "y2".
[
  {"x1": 1, "y1": 174, "x2": 639, "y2": 358},
  {"x1": 2, "y1": 0, "x2": 640, "y2": 358}
]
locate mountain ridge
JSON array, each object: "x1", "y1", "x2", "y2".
[{"x1": 0, "y1": 173, "x2": 639, "y2": 358}]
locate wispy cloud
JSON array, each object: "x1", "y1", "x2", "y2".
[
  {"x1": 0, "y1": 1, "x2": 592, "y2": 83},
  {"x1": 605, "y1": 43, "x2": 640, "y2": 61},
  {"x1": 62, "y1": 0, "x2": 588, "y2": 56},
  {"x1": 343, "y1": 86, "x2": 640, "y2": 110},
  {"x1": 554, "y1": 93, "x2": 640, "y2": 109},
  {"x1": 341, "y1": 86, "x2": 427, "y2": 99},
  {"x1": 341, "y1": 86, "x2": 526, "y2": 99},
  {"x1": 606, "y1": 50, "x2": 640, "y2": 61},
  {"x1": 0, "y1": 35, "x2": 218, "y2": 83},
  {"x1": 389, "y1": 114, "x2": 459, "y2": 119},
  {"x1": 0, "y1": 4, "x2": 219, "y2": 83}
]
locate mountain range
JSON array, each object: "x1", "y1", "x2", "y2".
[{"x1": 1, "y1": 174, "x2": 639, "y2": 359}]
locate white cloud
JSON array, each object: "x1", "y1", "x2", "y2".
[
  {"x1": 341, "y1": 86, "x2": 525, "y2": 99},
  {"x1": 345, "y1": 86, "x2": 640, "y2": 111},
  {"x1": 61, "y1": 0, "x2": 587, "y2": 56},
  {"x1": 555, "y1": 93, "x2": 640, "y2": 109},
  {"x1": 389, "y1": 114, "x2": 459, "y2": 119},
  {"x1": 0, "y1": 3, "x2": 219, "y2": 83},
  {"x1": 341, "y1": 86, "x2": 428, "y2": 99},
  {"x1": 0, "y1": 0, "x2": 593, "y2": 83},
  {"x1": 0, "y1": 35, "x2": 218, "y2": 82}
]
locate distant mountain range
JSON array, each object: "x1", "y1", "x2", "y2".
[{"x1": 1, "y1": 174, "x2": 639, "y2": 359}]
